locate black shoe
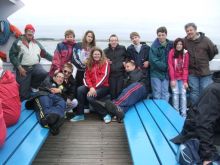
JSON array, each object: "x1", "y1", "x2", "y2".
[
  {"x1": 50, "y1": 127, "x2": 60, "y2": 136},
  {"x1": 105, "y1": 100, "x2": 124, "y2": 122}
]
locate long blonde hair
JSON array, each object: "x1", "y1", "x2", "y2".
[{"x1": 86, "y1": 47, "x2": 106, "y2": 70}]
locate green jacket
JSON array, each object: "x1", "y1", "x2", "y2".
[{"x1": 149, "y1": 38, "x2": 173, "y2": 79}]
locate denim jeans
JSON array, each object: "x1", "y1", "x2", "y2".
[
  {"x1": 171, "y1": 80, "x2": 187, "y2": 115},
  {"x1": 189, "y1": 74, "x2": 213, "y2": 105},
  {"x1": 151, "y1": 77, "x2": 170, "y2": 102},
  {"x1": 38, "y1": 94, "x2": 66, "y2": 118}
]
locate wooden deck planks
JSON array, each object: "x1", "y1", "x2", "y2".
[{"x1": 33, "y1": 113, "x2": 132, "y2": 165}]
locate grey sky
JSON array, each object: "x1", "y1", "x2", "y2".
[{"x1": 8, "y1": 0, "x2": 220, "y2": 43}]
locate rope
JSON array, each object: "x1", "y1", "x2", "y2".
[{"x1": 0, "y1": 20, "x2": 11, "y2": 45}]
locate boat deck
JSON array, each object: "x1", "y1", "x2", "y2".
[{"x1": 33, "y1": 113, "x2": 132, "y2": 165}]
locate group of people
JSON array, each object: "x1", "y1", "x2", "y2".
[{"x1": 1, "y1": 22, "x2": 220, "y2": 164}]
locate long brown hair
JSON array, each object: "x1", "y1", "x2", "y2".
[
  {"x1": 82, "y1": 30, "x2": 96, "y2": 50},
  {"x1": 86, "y1": 47, "x2": 106, "y2": 70}
]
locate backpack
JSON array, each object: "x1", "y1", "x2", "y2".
[{"x1": 176, "y1": 138, "x2": 202, "y2": 165}]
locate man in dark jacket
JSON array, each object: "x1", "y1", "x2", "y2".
[
  {"x1": 172, "y1": 71, "x2": 220, "y2": 164},
  {"x1": 104, "y1": 34, "x2": 127, "y2": 99},
  {"x1": 184, "y1": 23, "x2": 218, "y2": 105}
]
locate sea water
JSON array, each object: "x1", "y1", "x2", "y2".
[{"x1": 40, "y1": 40, "x2": 220, "y2": 59}]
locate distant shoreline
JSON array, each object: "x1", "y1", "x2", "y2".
[{"x1": 36, "y1": 38, "x2": 152, "y2": 44}]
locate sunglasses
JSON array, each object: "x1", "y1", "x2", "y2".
[{"x1": 63, "y1": 70, "x2": 72, "y2": 74}]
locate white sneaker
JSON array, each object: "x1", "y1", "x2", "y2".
[
  {"x1": 84, "y1": 108, "x2": 90, "y2": 114},
  {"x1": 31, "y1": 88, "x2": 39, "y2": 92}
]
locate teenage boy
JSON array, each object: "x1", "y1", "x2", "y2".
[
  {"x1": 127, "y1": 32, "x2": 150, "y2": 90},
  {"x1": 104, "y1": 60, "x2": 149, "y2": 121},
  {"x1": 149, "y1": 26, "x2": 173, "y2": 102}
]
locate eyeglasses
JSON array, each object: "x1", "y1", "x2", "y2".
[{"x1": 63, "y1": 70, "x2": 72, "y2": 74}]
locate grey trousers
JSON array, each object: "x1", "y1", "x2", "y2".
[{"x1": 16, "y1": 64, "x2": 48, "y2": 101}]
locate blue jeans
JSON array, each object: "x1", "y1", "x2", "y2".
[
  {"x1": 151, "y1": 77, "x2": 170, "y2": 102},
  {"x1": 171, "y1": 80, "x2": 187, "y2": 115},
  {"x1": 38, "y1": 94, "x2": 66, "y2": 118},
  {"x1": 189, "y1": 74, "x2": 213, "y2": 105}
]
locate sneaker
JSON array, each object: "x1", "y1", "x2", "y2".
[
  {"x1": 111, "y1": 116, "x2": 117, "y2": 122},
  {"x1": 70, "y1": 115, "x2": 85, "y2": 122},
  {"x1": 31, "y1": 88, "x2": 39, "y2": 93},
  {"x1": 105, "y1": 100, "x2": 124, "y2": 122},
  {"x1": 84, "y1": 108, "x2": 90, "y2": 114},
  {"x1": 103, "y1": 114, "x2": 111, "y2": 124}
]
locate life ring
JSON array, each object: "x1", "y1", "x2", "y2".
[{"x1": 0, "y1": 20, "x2": 22, "y2": 61}]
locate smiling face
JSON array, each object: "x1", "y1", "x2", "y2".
[
  {"x1": 62, "y1": 66, "x2": 72, "y2": 79},
  {"x1": 92, "y1": 50, "x2": 102, "y2": 61},
  {"x1": 157, "y1": 32, "x2": 167, "y2": 43},
  {"x1": 176, "y1": 41, "x2": 183, "y2": 51},
  {"x1": 185, "y1": 26, "x2": 197, "y2": 40},
  {"x1": 54, "y1": 72, "x2": 64, "y2": 85},
  {"x1": 131, "y1": 35, "x2": 140, "y2": 45},
  {"x1": 65, "y1": 34, "x2": 74, "y2": 43},
  {"x1": 109, "y1": 36, "x2": 118, "y2": 48}
]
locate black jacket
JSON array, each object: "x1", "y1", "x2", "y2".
[
  {"x1": 62, "y1": 75, "x2": 77, "y2": 100},
  {"x1": 123, "y1": 69, "x2": 148, "y2": 89},
  {"x1": 104, "y1": 44, "x2": 126, "y2": 77},
  {"x1": 171, "y1": 71, "x2": 220, "y2": 161},
  {"x1": 127, "y1": 43, "x2": 150, "y2": 73}
]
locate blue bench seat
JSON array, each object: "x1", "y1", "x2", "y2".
[
  {"x1": 0, "y1": 101, "x2": 49, "y2": 165},
  {"x1": 124, "y1": 99, "x2": 185, "y2": 165}
]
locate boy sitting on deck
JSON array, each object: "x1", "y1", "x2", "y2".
[
  {"x1": 26, "y1": 71, "x2": 71, "y2": 135},
  {"x1": 103, "y1": 60, "x2": 149, "y2": 122}
]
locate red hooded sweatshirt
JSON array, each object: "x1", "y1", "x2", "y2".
[{"x1": 168, "y1": 49, "x2": 189, "y2": 83}]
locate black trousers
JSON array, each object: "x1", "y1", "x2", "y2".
[{"x1": 109, "y1": 75, "x2": 124, "y2": 100}]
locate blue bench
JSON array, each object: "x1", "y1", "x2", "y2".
[
  {"x1": 124, "y1": 99, "x2": 185, "y2": 165},
  {"x1": 0, "y1": 101, "x2": 49, "y2": 165}
]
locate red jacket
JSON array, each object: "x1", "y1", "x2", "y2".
[
  {"x1": 49, "y1": 40, "x2": 76, "y2": 77},
  {"x1": 0, "y1": 71, "x2": 21, "y2": 127},
  {"x1": 83, "y1": 60, "x2": 110, "y2": 89},
  {"x1": 0, "y1": 99, "x2": 6, "y2": 147},
  {"x1": 168, "y1": 49, "x2": 189, "y2": 83}
]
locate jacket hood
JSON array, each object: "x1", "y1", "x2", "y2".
[
  {"x1": 63, "y1": 39, "x2": 76, "y2": 45},
  {"x1": 212, "y1": 71, "x2": 220, "y2": 83},
  {"x1": 0, "y1": 70, "x2": 15, "y2": 84},
  {"x1": 152, "y1": 38, "x2": 172, "y2": 48},
  {"x1": 185, "y1": 32, "x2": 205, "y2": 43}
]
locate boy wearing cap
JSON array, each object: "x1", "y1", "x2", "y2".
[{"x1": 9, "y1": 24, "x2": 52, "y2": 101}]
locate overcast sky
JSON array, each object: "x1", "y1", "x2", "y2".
[{"x1": 8, "y1": 0, "x2": 220, "y2": 43}]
